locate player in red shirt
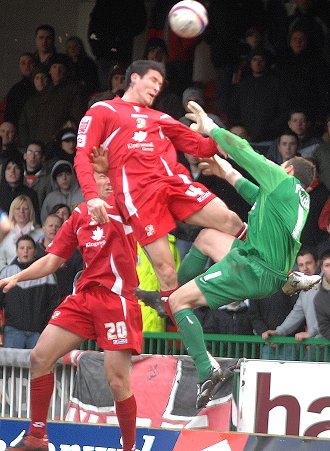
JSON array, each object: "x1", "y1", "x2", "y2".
[
  {"x1": 75, "y1": 59, "x2": 246, "y2": 319},
  {"x1": 0, "y1": 161, "x2": 141, "y2": 451}
]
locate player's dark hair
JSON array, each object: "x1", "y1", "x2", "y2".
[
  {"x1": 285, "y1": 156, "x2": 315, "y2": 188},
  {"x1": 16, "y1": 234, "x2": 36, "y2": 249},
  {"x1": 297, "y1": 245, "x2": 318, "y2": 262},
  {"x1": 124, "y1": 59, "x2": 166, "y2": 88}
]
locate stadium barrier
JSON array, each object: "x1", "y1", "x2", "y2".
[{"x1": 82, "y1": 332, "x2": 330, "y2": 362}]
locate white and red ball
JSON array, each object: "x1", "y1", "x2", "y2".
[{"x1": 168, "y1": 0, "x2": 208, "y2": 39}]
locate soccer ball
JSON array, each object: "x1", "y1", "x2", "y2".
[{"x1": 168, "y1": 0, "x2": 208, "y2": 39}]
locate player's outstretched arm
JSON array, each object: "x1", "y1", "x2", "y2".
[
  {"x1": 185, "y1": 101, "x2": 218, "y2": 135},
  {"x1": 0, "y1": 253, "x2": 65, "y2": 293},
  {"x1": 199, "y1": 155, "x2": 243, "y2": 187}
]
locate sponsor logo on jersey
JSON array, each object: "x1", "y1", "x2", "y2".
[
  {"x1": 197, "y1": 191, "x2": 211, "y2": 202},
  {"x1": 85, "y1": 226, "x2": 106, "y2": 248},
  {"x1": 113, "y1": 339, "x2": 128, "y2": 345},
  {"x1": 51, "y1": 310, "x2": 61, "y2": 320},
  {"x1": 78, "y1": 116, "x2": 92, "y2": 134},
  {"x1": 145, "y1": 224, "x2": 155, "y2": 237}
]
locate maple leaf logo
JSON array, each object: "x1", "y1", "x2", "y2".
[
  {"x1": 91, "y1": 226, "x2": 105, "y2": 241},
  {"x1": 132, "y1": 130, "x2": 147, "y2": 142}
]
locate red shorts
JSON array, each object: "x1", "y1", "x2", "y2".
[
  {"x1": 128, "y1": 175, "x2": 217, "y2": 246},
  {"x1": 48, "y1": 285, "x2": 143, "y2": 354}
]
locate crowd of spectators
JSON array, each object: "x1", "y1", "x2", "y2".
[{"x1": 0, "y1": 0, "x2": 329, "y2": 354}]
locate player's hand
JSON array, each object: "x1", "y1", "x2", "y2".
[
  {"x1": 199, "y1": 155, "x2": 233, "y2": 179},
  {"x1": 91, "y1": 146, "x2": 109, "y2": 174},
  {"x1": 0, "y1": 276, "x2": 18, "y2": 293},
  {"x1": 87, "y1": 198, "x2": 111, "y2": 223},
  {"x1": 185, "y1": 101, "x2": 217, "y2": 135},
  {"x1": 262, "y1": 330, "x2": 277, "y2": 340}
]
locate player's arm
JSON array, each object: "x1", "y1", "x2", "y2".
[
  {"x1": 0, "y1": 253, "x2": 66, "y2": 293},
  {"x1": 75, "y1": 111, "x2": 111, "y2": 223},
  {"x1": 186, "y1": 101, "x2": 288, "y2": 193},
  {"x1": 199, "y1": 155, "x2": 259, "y2": 206}
]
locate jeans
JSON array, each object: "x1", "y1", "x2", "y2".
[{"x1": 3, "y1": 325, "x2": 40, "y2": 349}]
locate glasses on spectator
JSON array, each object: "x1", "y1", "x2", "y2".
[{"x1": 26, "y1": 149, "x2": 42, "y2": 157}]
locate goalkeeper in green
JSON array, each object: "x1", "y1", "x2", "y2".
[{"x1": 169, "y1": 101, "x2": 320, "y2": 409}]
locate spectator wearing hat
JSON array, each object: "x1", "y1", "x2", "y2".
[
  {"x1": 31, "y1": 55, "x2": 86, "y2": 146},
  {"x1": 229, "y1": 48, "x2": 289, "y2": 144},
  {"x1": 23, "y1": 140, "x2": 51, "y2": 208},
  {"x1": 45, "y1": 127, "x2": 77, "y2": 170},
  {"x1": 40, "y1": 160, "x2": 84, "y2": 224},
  {"x1": 18, "y1": 67, "x2": 50, "y2": 147},
  {"x1": 88, "y1": 63, "x2": 126, "y2": 108}
]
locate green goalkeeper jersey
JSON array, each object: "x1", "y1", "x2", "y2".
[{"x1": 210, "y1": 128, "x2": 310, "y2": 274}]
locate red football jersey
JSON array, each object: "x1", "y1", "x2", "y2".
[
  {"x1": 46, "y1": 195, "x2": 138, "y2": 298},
  {"x1": 75, "y1": 97, "x2": 218, "y2": 219}
]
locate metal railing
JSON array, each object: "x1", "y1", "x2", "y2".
[{"x1": 82, "y1": 333, "x2": 330, "y2": 362}]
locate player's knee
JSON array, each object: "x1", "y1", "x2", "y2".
[
  {"x1": 194, "y1": 228, "x2": 213, "y2": 254},
  {"x1": 107, "y1": 373, "x2": 129, "y2": 399},
  {"x1": 30, "y1": 347, "x2": 54, "y2": 373}
]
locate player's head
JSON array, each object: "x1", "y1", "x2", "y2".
[
  {"x1": 124, "y1": 60, "x2": 165, "y2": 106},
  {"x1": 94, "y1": 172, "x2": 112, "y2": 200},
  {"x1": 281, "y1": 156, "x2": 315, "y2": 188}
]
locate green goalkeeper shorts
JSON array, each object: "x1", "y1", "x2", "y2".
[{"x1": 195, "y1": 239, "x2": 288, "y2": 309}]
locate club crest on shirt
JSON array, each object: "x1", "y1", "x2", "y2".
[
  {"x1": 145, "y1": 224, "x2": 155, "y2": 237},
  {"x1": 132, "y1": 130, "x2": 147, "y2": 142}
]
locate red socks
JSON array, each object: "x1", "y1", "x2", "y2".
[
  {"x1": 235, "y1": 222, "x2": 248, "y2": 241},
  {"x1": 116, "y1": 395, "x2": 137, "y2": 451},
  {"x1": 160, "y1": 287, "x2": 179, "y2": 325},
  {"x1": 29, "y1": 373, "x2": 54, "y2": 439}
]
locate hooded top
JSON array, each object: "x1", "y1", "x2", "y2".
[
  {"x1": 40, "y1": 159, "x2": 84, "y2": 224},
  {"x1": 0, "y1": 155, "x2": 40, "y2": 223}
]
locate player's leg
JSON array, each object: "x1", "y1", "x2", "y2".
[
  {"x1": 143, "y1": 235, "x2": 179, "y2": 322},
  {"x1": 169, "y1": 279, "x2": 225, "y2": 409},
  {"x1": 6, "y1": 325, "x2": 85, "y2": 450},
  {"x1": 178, "y1": 228, "x2": 235, "y2": 284},
  {"x1": 184, "y1": 197, "x2": 246, "y2": 238},
  {"x1": 104, "y1": 349, "x2": 136, "y2": 451}
]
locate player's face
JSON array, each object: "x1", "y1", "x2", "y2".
[
  {"x1": 297, "y1": 253, "x2": 318, "y2": 276},
  {"x1": 94, "y1": 172, "x2": 112, "y2": 200},
  {"x1": 16, "y1": 240, "x2": 36, "y2": 263},
  {"x1": 131, "y1": 69, "x2": 163, "y2": 106}
]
